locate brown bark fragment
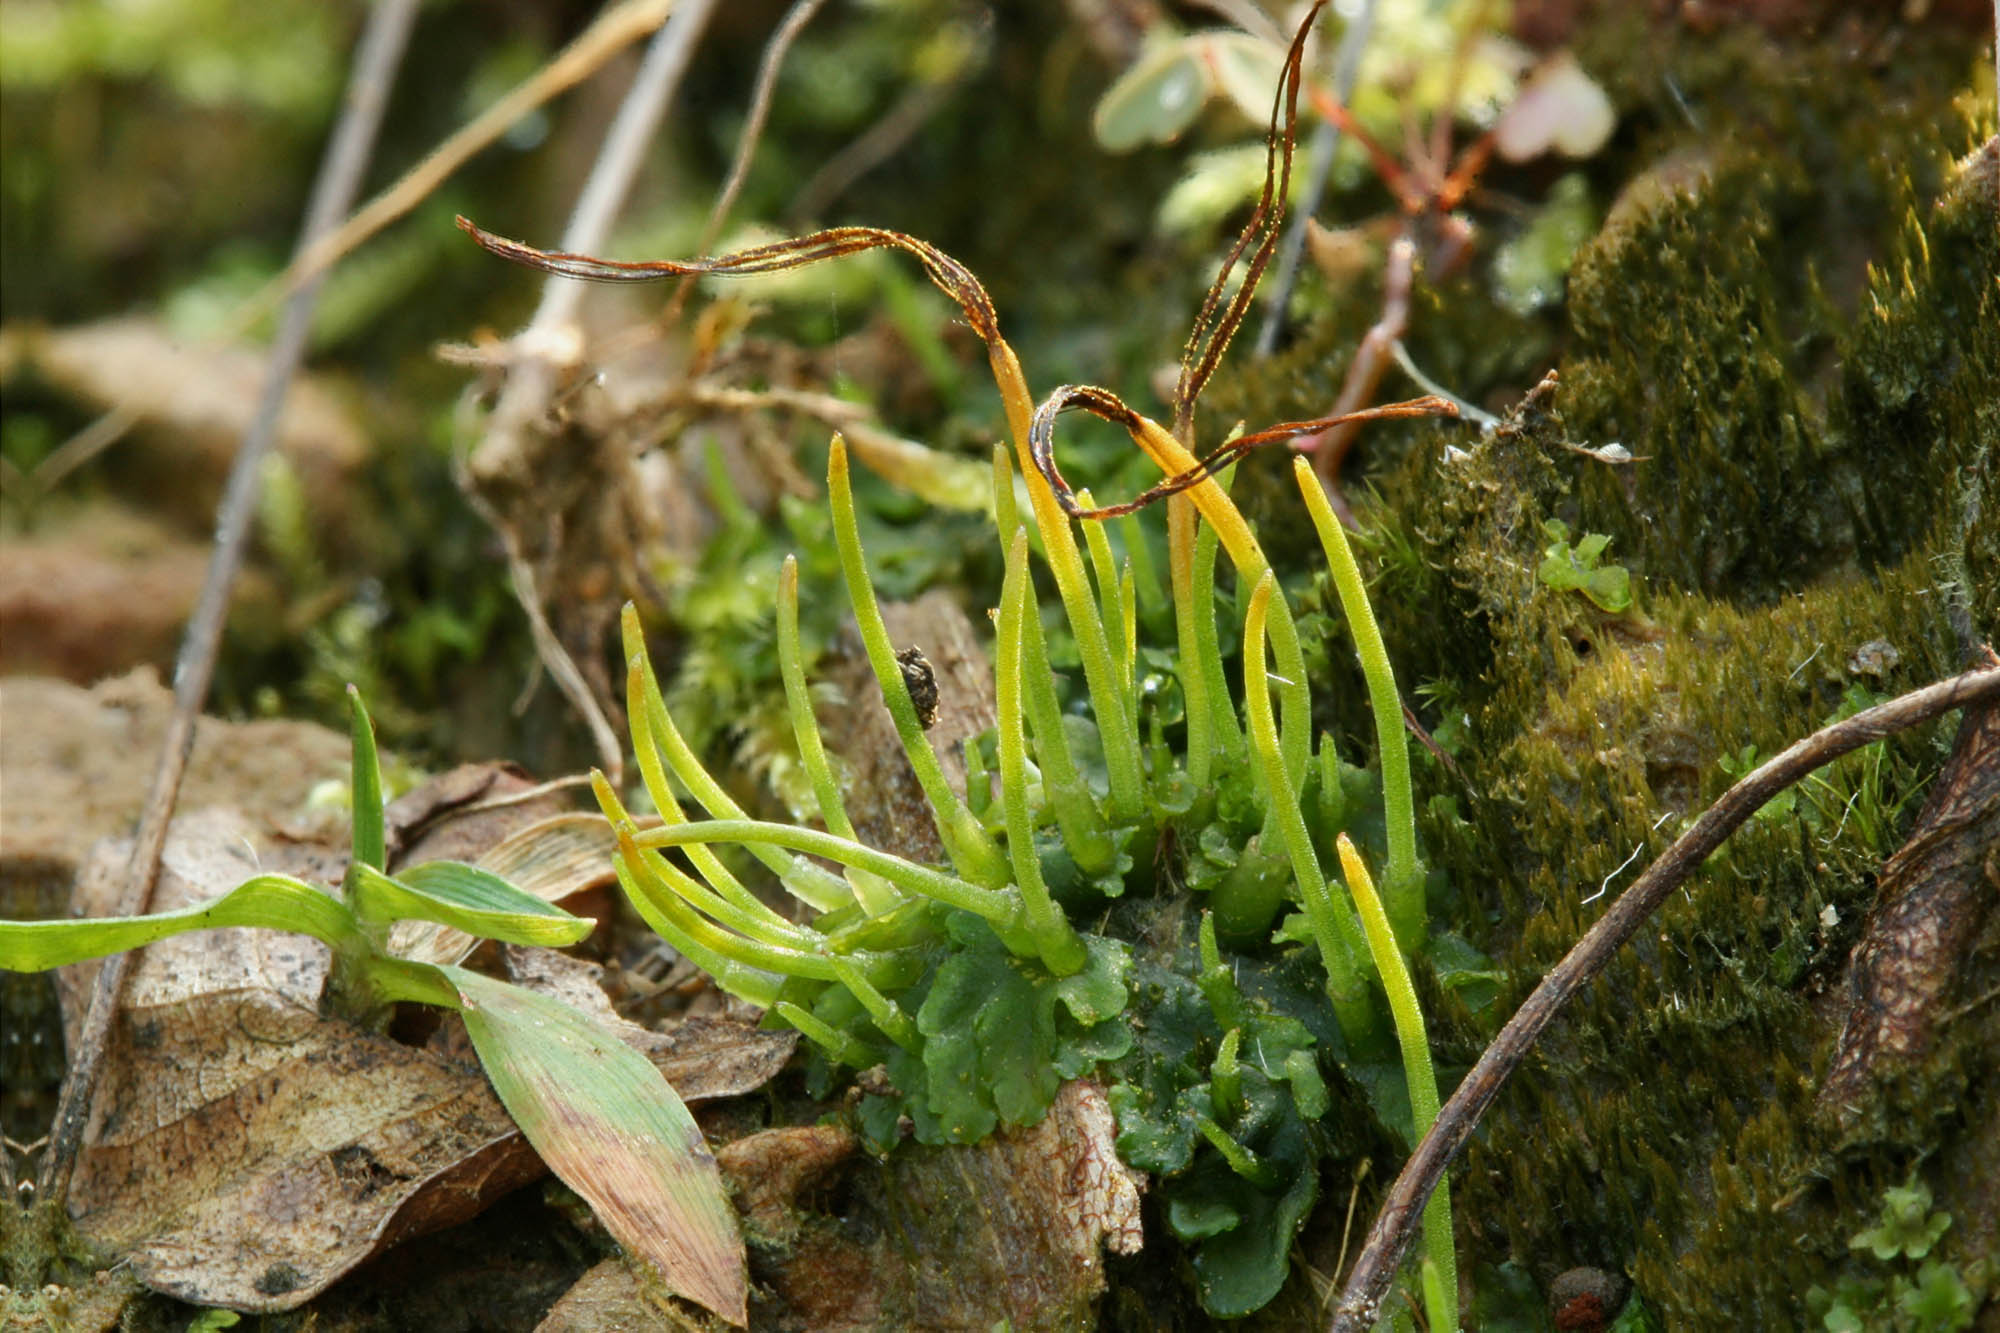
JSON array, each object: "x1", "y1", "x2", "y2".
[
  {"x1": 717, "y1": 1123, "x2": 859, "y2": 1245},
  {"x1": 756, "y1": 1082, "x2": 1144, "y2": 1332},
  {"x1": 826, "y1": 590, "x2": 998, "y2": 863},
  {"x1": 1819, "y1": 647, "x2": 2000, "y2": 1118}
]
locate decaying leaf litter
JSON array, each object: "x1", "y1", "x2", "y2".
[{"x1": 3, "y1": 0, "x2": 2000, "y2": 1320}]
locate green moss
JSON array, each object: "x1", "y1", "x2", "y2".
[{"x1": 1183, "y1": 16, "x2": 2000, "y2": 1327}]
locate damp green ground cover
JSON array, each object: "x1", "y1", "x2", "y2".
[
  {"x1": 1223, "y1": 22, "x2": 1998, "y2": 1328},
  {"x1": 4, "y1": 4, "x2": 1995, "y2": 1327},
  {"x1": 574, "y1": 15, "x2": 1998, "y2": 1326}
]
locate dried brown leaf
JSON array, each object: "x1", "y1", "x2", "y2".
[
  {"x1": 52, "y1": 808, "x2": 789, "y2": 1313},
  {"x1": 5, "y1": 317, "x2": 368, "y2": 516}
]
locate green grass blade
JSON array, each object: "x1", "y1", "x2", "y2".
[
  {"x1": 346, "y1": 685, "x2": 386, "y2": 873},
  {"x1": 0, "y1": 875, "x2": 359, "y2": 971},
  {"x1": 778, "y1": 555, "x2": 896, "y2": 915},
  {"x1": 1077, "y1": 488, "x2": 1135, "y2": 705},
  {"x1": 622, "y1": 605, "x2": 854, "y2": 913},
  {"x1": 1190, "y1": 485, "x2": 1245, "y2": 768},
  {"x1": 621, "y1": 643, "x2": 807, "y2": 931},
  {"x1": 1016, "y1": 592, "x2": 1117, "y2": 872},
  {"x1": 610, "y1": 861, "x2": 784, "y2": 1008},
  {"x1": 828, "y1": 435, "x2": 1011, "y2": 886},
  {"x1": 774, "y1": 1000, "x2": 879, "y2": 1066},
  {"x1": 1338, "y1": 833, "x2": 1456, "y2": 1330},
  {"x1": 1169, "y1": 497, "x2": 1218, "y2": 788},
  {"x1": 630, "y1": 818, "x2": 1020, "y2": 929},
  {"x1": 618, "y1": 846, "x2": 843, "y2": 982},
  {"x1": 1243, "y1": 572, "x2": 1378, "y2": 1047},
  {"x1": 1298, "y1": 458, "x2": 1423, "y2": 943},
  {"x1": 593, "y1": 773, "x2": 827, "y2": 962},
  {"x1": 777, "y1": 554, "x2": 858, "y2": 846},
  {"x1": 998, "y1": 527, "x2": 1088, "y2": 975},
  {"x1": 995, "y1": 446, "x2": 1113, "y2": 869}
]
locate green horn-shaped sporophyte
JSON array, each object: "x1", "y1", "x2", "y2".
[{"x1": 469, "y1": 2, "x2": 1464, "y2": 1318}]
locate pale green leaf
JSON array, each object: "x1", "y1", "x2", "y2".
[
  {"x1": 348, "y1": 861, "x2": 593, "y2": 947},
  {"x1": 1094, "y1": 37, "x2": 1212, "y2": 152},
  {"x1": 441, "y1": 966, "x2": 746, "y2": 1325},
  {"x1": 1200, "y1": 32, "x2": 1285, "y2": 126},
  {"x1": 345, "y1": 685, "x2": 386, "y2": 872}
]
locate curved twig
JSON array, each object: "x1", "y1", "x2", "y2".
[
  {"x1": 1327, "y1": 660, "x2": 2000, "y2": 1332},
  {"x1": 462, "y1": 207, "x2": 1456, "y2": 523},
  {"x1": 458, "y1": 216, "x2": 1002, "y2": 344},
  {"x1": 660, "y1": 0, "x2": 829, "y2": 330},
  {"x1": 459, "y1": 2, "x2": 1450, "y2": 528}
]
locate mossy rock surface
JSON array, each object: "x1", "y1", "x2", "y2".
[{"x1": 1208, "y1": 15, "x2": 1997, "y2": 1328}]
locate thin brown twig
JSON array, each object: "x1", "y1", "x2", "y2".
[
  {"x1": 789, "y1": 80, "x2": 958, "y2": 227},
  {"x1": 455, "y1": 772, "x2": 599, "y2": 819},
  {"x1": 461, "y1": 457, "x2": 627, "y2": 780},
  {"x1": 1331, "y1": 1157, "x2": 1371, "y2": 1296},
  {"x1": 1305, "y1": 234, "x2": 1413, "y2": 511},
  {"x1": 1327, "y1": 659, "x2": 2000, "y2": 1333},
  {"x1": 26, "y1": 0, "x2": 681, "y2": 499},
  {"x1": 35, "y1": 0, "x2": 420, "y2": 1206},
  {"x1": 18, "y1": 405, "x2": 139, "y2": 501},
  {"x1": 465, "y1": 0, "x2": 720, "y2": 780},
  {"x1": 663, "y1": 0, "x2": 829, "y2": 329}
]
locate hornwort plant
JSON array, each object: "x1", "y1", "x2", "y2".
[
  {"x1": 0, "y1": 688, "x2": 746, "y2": 1325},
  {"x1": 464, "y1": 3, "x2": 1465, "y2": 1321}
]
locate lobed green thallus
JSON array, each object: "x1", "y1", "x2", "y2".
[
  {"x1": 596, "y1": 432, "x2": 1450, "y2": 1318},
  {"x1": 476, "y1": 4, "x2": 1459, "y2": 1318}
]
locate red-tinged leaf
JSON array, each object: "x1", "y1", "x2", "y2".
[{"x1": 441, "y1": 965, "x2": 746, "y2": 1325}]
